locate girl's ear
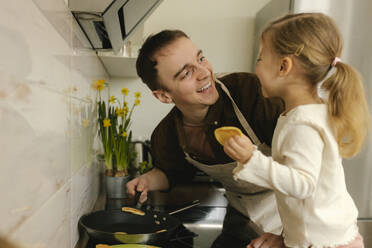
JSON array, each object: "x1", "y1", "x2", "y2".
[
  {"x1": 279, "y1": 56, "x2": 293, "y2": 76},
  {"x1": 152, "y1": 89, "x2": 173, "y2": 104}
]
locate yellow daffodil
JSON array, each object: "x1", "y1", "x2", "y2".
[
  {"x1": 97, "y1": 87, "x2": 143, "y2": 175},
  {"x1": 134, "y1": 91, "x2": 141, "y2": 98},
  {"x1": 121, "y1": 88, "x2": 129, "y2": 96},
  {"x1": 96, "y1": 83, "x2": 104, "y2": 91},
  {"x1": 115, "y1": 107, "x2": 124, "y2": 117},
  {"x1": 103, "y1": 118, "x2": 111, "y2": 127},
  {"x1": 92, "y1": 79, "x2": 105, "y2": 91},
  {"x1": 82, "y1": 119, "x2": 89, "y2": 127},
  {"x1": 124, "y1": 106, "x2": 129, "y2": 115}
]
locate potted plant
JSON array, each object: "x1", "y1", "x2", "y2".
[{"x1": 93, "y1": 79, "x2": 141, "y2": 198}]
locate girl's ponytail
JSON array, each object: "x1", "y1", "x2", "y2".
[{"x1": 322, "y1": 61, "x2": 370, "y2": 157}]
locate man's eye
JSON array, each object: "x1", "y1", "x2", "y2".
[
  {"x1": 256, "y1": 58, "x2": 262, "y2": 63},
  {"x1": 199, "y1": 56, "x2": 205, "y2": 63},
  {"x1": 181, "y1": 69, "x2": 193, "y2": 79}
]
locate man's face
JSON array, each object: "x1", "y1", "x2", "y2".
[{"x1": 153, "y1": 37, "x2": 219, "y2": 111}]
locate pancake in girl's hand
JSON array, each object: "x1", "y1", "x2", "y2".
[{"x1": 214, "y1": 126, "x2": 242, "y2": 146}]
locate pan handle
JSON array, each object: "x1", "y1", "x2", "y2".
[
  {"x1": 134, "y1": 190, "x2": 143, "y2": 209},
  {"x1": 168, "y1": 200, "x2": 200, "y2": 215}
]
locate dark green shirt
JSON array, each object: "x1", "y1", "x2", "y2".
[{"x1": 150, "y1": 72, "x2": 284, "y2": 188}]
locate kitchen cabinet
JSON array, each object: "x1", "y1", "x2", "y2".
[{"x1": 97, "y1": 51, "x2": 138, "y2": 78}]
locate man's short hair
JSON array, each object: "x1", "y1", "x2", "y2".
[{"x1": 136, "y1": 30, "x2": 189, "y2": 91}]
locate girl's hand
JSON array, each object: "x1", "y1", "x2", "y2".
[{"x1": 224, "y1": 134, "x2": 256, "y2": 164}]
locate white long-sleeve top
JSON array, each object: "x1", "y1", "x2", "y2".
[{"x1": 233, "y1": 104, "x2": 359, "y2": 248}]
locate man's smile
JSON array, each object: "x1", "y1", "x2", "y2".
[{"x1": 196, "y1": 81, "x2": 212, "y2": 93}]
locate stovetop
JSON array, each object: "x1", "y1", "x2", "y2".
[
  {"x1": 83, "y1": 198, "x2": 227, "y2": 248},
  {"x1": 80, "y1": 182, "x2": 239, "y2": 248}
]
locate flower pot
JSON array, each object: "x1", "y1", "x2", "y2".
[{"x1": 105, "y1": 174, "x2": 132, "y2": 199}]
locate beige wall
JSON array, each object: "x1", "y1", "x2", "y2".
[
  {"x1": 111, "y1": 0, "x2": 270, "y2": 140},
  {"x1": 143, "y1": 0, "x2": 270, "y2": 73},
  {"x1": 0, "y1": 0, "x2": 107, "y2": 247}
]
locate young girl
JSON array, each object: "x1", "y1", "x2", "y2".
[{"x1": 224, "y1": 13, "x2": 370, "y2": 248}]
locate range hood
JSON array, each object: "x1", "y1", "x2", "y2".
[{"x1": 69, "y1": 0, "x2": 163, "y2": 77}]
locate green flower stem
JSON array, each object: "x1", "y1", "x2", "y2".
[
  {"x1": 97, "y1": 90, "x2": 140, "y2": 177},
  {"x1": 98, "y1": 100, "x2": 114, "y2": 172}
]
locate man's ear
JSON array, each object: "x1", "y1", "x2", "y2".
[
  {"x1": 152, "y1": 89, "x2": 173, "y2": 104},
  {"x1": 279, "y1": 56, "x2": 293, "y2": 76}
]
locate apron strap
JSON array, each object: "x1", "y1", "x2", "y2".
[{"x1": 215, "y1": 78, "x2": 262, "y2": 146}]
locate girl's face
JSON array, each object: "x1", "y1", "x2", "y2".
[{"x1": 255, "y1": 36, "x2": 283, "y2": 98}]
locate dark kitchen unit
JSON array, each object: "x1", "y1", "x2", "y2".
[{"x1": 77, "y1": 180, "x2": 246, "y2": 248}]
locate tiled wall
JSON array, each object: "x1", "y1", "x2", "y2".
[{"x1": 0, "y1": 0, "x2": 107, "y2": 247}]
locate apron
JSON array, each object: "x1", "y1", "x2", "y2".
[{"x1": 184, "y1": 78, "x2": 282, "y2": 235}]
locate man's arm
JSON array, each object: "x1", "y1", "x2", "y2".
[
  {"x1": 126, "y1": 167, "x2": 169, "y2": 202},
  {"x1": 143, "y1": 167, "x2": 170, "y2": 191}
]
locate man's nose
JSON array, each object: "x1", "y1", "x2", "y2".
[{"x1": 195, "y1": 64, "x2": 209, "y2": 80}]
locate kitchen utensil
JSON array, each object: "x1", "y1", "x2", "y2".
[
  {"x1": 134, "y1": 190, "x2": 143, "y2": 210},
  {"x1": 79, "y1": 200, "x2": 200, "y2": 245}
]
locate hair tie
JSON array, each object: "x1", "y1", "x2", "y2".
[{"x1": 332, "y1": 57, "x2": 341, "y2": 67}]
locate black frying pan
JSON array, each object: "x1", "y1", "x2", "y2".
[{"x1": 79, "y1": 200, "x2": 200, "y2": 245}]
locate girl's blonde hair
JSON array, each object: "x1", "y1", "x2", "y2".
[{"x1": 262, "y1": 12, "x2": 370, "y2": 158}]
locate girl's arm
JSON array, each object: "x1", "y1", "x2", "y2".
[{"x1": 226, "y1": 123, "x2": 324, "y2": 199}]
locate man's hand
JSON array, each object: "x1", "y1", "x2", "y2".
[
  {"x1": 126, "y1": 176, "x2": 149, "y2": 203},
  {"x1": 246, "y1": 233, "x2": 285, "y2": 248},
  {"x1": 126, "y1": 168, "x2": 170, "y2": 203},
  {"x1": 224, "y1": 134, "x2": 256, "y2": 164}
]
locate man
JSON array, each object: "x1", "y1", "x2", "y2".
[{"x1": 126, "y1": 29, "x2": 285, "y2": 248}]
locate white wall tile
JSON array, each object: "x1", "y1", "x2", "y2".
[
  {"x1": 11, "y1": 182, "x2": 71, "y2": 248},
  {"x1": 70, "y1": 161, "x2": 102, "y2": 247},
  {"x1": 0, "y1": 0, "x2": 107, "y2": 246}
]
